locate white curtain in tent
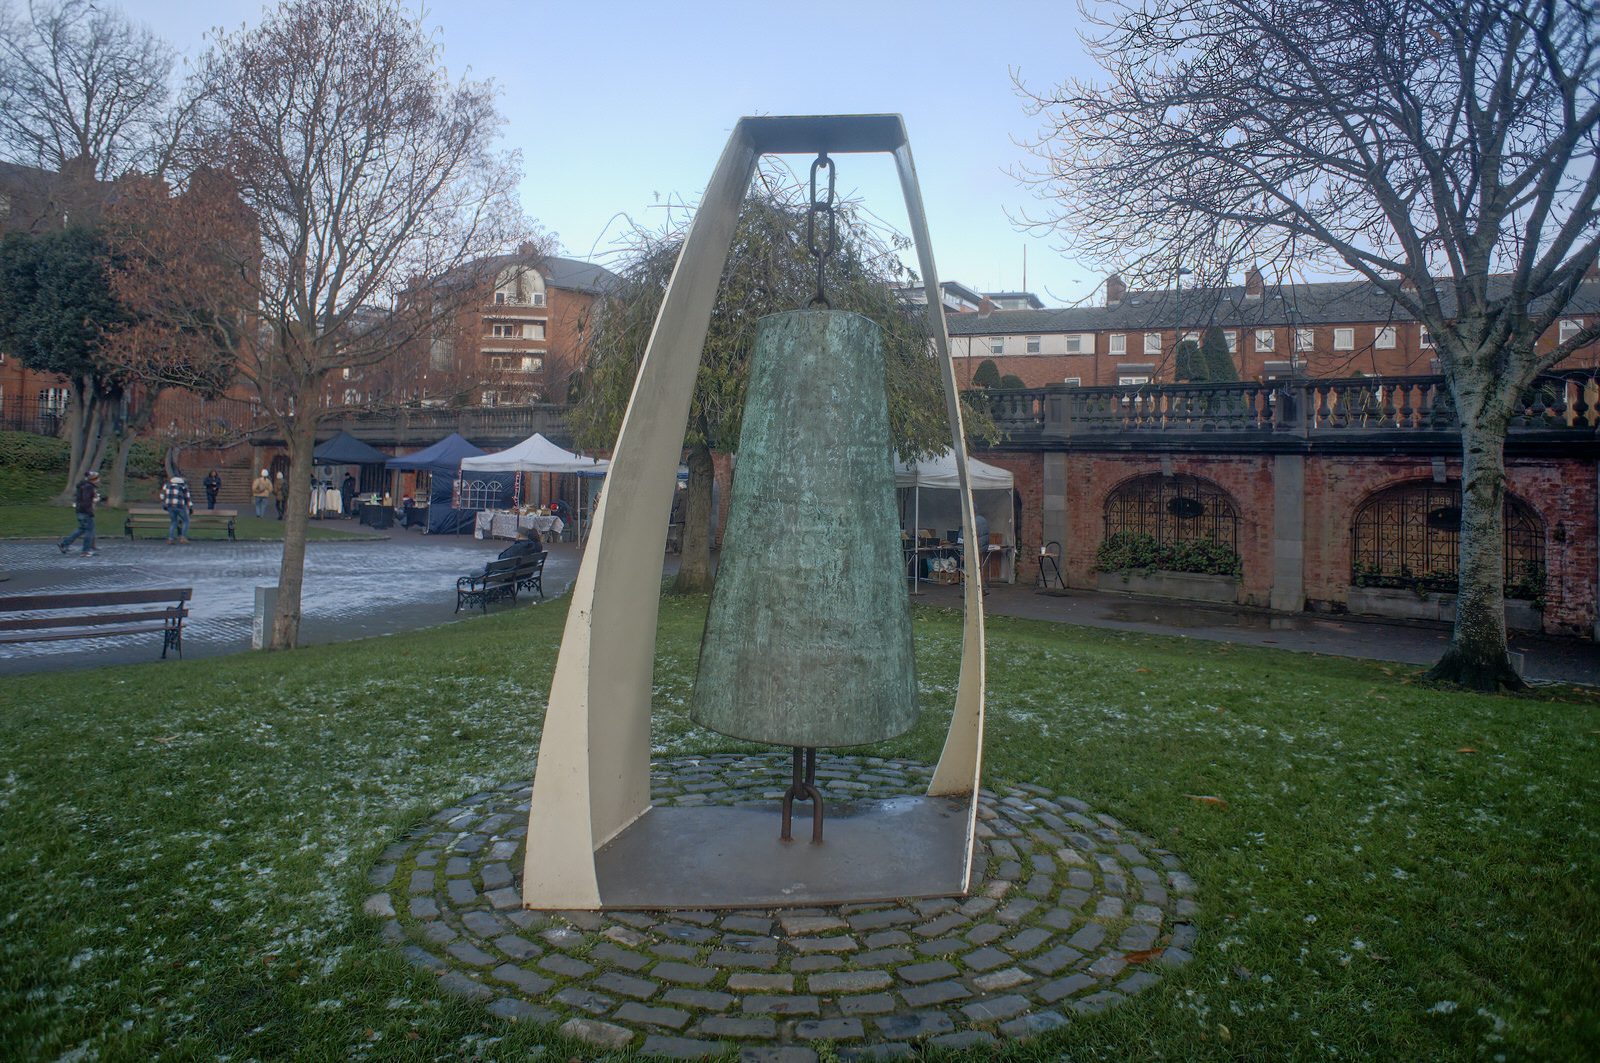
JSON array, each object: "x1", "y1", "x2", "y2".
[{"x1": 895, "y1": 452, "x2": 1017, "y2": 583}]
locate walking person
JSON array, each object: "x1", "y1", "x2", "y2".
[
  {"x1": 203, "y1": 469, "x2": 222, "y2": 510},
  {"x1": 273, "y1": 472, "x2": 287, "y2": 520},
  {"x1": 251, "y1": 469, "x2": 273, "y2": 519},
  {"x1": 57, "y1": 470, "x2": 102, "y2": 557},
  {"x1": 339, "y1": 472, "x2": 357, "y2": 518},
  {"x1": 163, "y1": 475, "x2": 193, "y2": 544}
]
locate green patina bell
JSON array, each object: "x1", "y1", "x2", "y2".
[{"x1": 691, "y1": 309, "x2": 917, "y2": 749}]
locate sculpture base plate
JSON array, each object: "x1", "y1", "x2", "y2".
[{"x1": 578, "y1": 795, "x2": 973, "y2": 910}]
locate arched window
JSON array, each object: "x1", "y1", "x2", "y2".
[
  {"x1": 1349, "y1": 482, "x2": 1544, "y2": 597},
  {"x1": 1103, "y1": 474, "x2": 1240, "y2": 553}
]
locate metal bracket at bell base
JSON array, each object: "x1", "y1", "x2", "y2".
[{"x1": 521, "y1": 115, "x2": 987, "y2": 910}]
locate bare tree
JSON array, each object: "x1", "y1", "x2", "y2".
[
  {"x1": 0, "y1": 0, "x2": 182, "y2": 179},
  {"x1": 178, "y1": 0, "x2": 526, "y2": 649},
  {"x1": 1020, "y1": 0, "x2": 1600, "y2": 690}
]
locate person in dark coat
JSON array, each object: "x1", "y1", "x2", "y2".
[
  {"x1": 498, "y1": 525, "x2": 543, "y2": 561},
  {"x1": 203, "y1": 470, "x2": 222, "y2": 510},
  {"x1": 58, "y1": 470, "x2": 101, "y2": 556},
  {"x1": 339, "y1": 473, "x2": 357, "y2": 518},
  {"x1": 273, "y1": 472, "x2": 287, "y2": 519}
]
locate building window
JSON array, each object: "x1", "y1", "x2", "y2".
[
  {"x1": 343, "y1": 388, "x2": 360, "y2": 405},
  {"x1": 1295, "y1": 328, "x2": 1315, "y2": 352},
  {"x1": 1223, "y1": 330, "x2": 1237, "y2": 353},
  {"x1": 1117, "y1": 374, "x2": 1150, "y2": 386},
  {"x1": 1109, "y1": 333, "x2": 1126, "y2": 355},
  {"x1": 1334, "y1": 327, "x2": 1355, "y2": 350},
  {"x1": 531, "y1": 292, "x2": 546, "y2": 307},
  {"x1": 522, "y1": 356, "x2": 542, "y2": 373},
  {"x1": 987, "y1": 337, "x2": 1004, "y2": 355},
  {"x1": 1143, "y1": 333, "x2": 1162, "y2": 355},
  {"x1": 1350, "y1": 481, "x2": 1543, "y2": 597},
  {"x1": 481, "y1": 389, "x2": 499, "y2": 406},
  {"x1": 1064, "y1": 334, "x2": 1089, "y2": 354},
  {"x1": 38, "y1": 387, "x2": 68, "y2": 415},
  {"x1": 1103, "y1": 473, "x2": 1241, "y2": 559},
  {"x1": 1419, "y1": 325, "x2": 1435, "y2": 348},
  {"x1": 1255, "y1": 329, "x2": 1275, "y2": 352},
  {"x1": 494, "y1": 291, "x2": 507, "y2": 304},
  {"x1": 1063, "y1": 376, "x2": 1082, "y2": 386},
  {"x1": 1559, "y1": 318, "x2": 1584, "y2": 344},
  {"x1": 528, "y1": 321, "x2": 546, "y2": 341},
  {"x1": 1374, "y1": 326, "x2": 1396, "y2": 349},
  {"x1": 1026, "y1": 335, "x2": 1042, "y2": 354}
]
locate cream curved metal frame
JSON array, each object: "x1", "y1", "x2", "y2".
[{"x1": 522, "y1": 115, "x2": 986, "y2": 909}]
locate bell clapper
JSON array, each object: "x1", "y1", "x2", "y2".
[{"x1": 780, "y1": 746, "x2": 825, "y2": 844}]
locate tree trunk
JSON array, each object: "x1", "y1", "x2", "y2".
[
  {"x1": 57, "y1": 377, "x2": 113, "y2": 502},
  {"x1": 672, "y1": 441, "x2": 716, "y2": 594},
  {"x1": 105, "y1": 432, "x2": 136, "y2": 508},
  {"x1": 1425, "y1": 401, "x2": 1525, "y2": 691},
  {"x1": 270, "y1": 400, "x2": 318, "y2": 650}
]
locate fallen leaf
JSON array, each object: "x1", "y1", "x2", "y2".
[
  {"x1": 1135, "y1": 667, "x2": 1153, "y2": 674},
  {"x1": 1218, "y1": 1024, "x2": 1232, "y2": 1043},
  {"x1": 155, "y1": 735, "x2": 177, "y2": 744},
  {"x1": 1124, "y1": 948, "x2": 1161, "y2": 965},
  {"x1": 1457, "y1": 747, "x2": 1478, "y2": 754},
  {"x1": 1184, "y1": 794, "x2": 1230, "y2": 809}
]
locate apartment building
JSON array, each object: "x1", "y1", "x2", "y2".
[{"x1": 945, "y1": 269, "x2": 1600, "y2": 388}]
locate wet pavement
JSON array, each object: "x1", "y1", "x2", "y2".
[
  {"x1": 0, "y1": 529, "x2": 582, "y2": 675},
  {"x1": 914, "y1": 580, "x2": 1600, "y2": 687},
  {"x1": 4, "y1": 532, "x2": 1595, "y2": 686}
]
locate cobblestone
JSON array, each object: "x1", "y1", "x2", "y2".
[{"x1": 376, "y1": 753, "x2": 1196, "y2": 1054}]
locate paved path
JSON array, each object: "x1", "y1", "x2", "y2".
[
  {"x1": 914, "y1": 580, "x2": 1600, "y2": 686},
  {"x1": 0, "y1": 531, "x2": 581, "y2": 675}
]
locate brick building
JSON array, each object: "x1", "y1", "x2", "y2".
[
  {"x1": 404, "y1": 251, "x2": 618, "y2": 408},
  {"x1": 946, "y1": 269, "x2": 1600, "y2": 388}
]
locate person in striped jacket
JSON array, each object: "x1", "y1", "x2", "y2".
[{"x1": 162, "y1": 476, "x2": 193, "y2": 544}]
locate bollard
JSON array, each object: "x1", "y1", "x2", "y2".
[{"x1": 253, "y1": 586, "x2": 277, "y2": 650}]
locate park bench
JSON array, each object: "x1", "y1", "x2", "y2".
[
  {"x1": 125, "y1": 505, "x2": 237, "y2": 541},
  {"x1": 0, "y1": 588, "x2": 192, "y2": 659},
  {"x1": 455, "y1": 552, "x2": 546, "y2": 614}
]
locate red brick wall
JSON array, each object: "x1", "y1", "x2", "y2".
[
  {"x1": 1058, "y1": 455, "x2": 1275, "y2": 605},
  {"x1": 975, "y1": 452, "x2": 1042, "y2": 554},
  {"x1": 997, "y1": 447, "x2": 1597, "y2": 635}
]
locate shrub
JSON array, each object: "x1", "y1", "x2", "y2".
[
  {"x1": 973, "y1": 359, "x2": 1001, "y2": 388},
  {"x1": 0, "y1": 431, "x2": 69, "y2": 471},
  {"x1": 997, "y1": 373, "x2": 1027, "y2": 389},
  {"x1": 1093, "y1": 529, "x2": 1242, "y2": 577}
]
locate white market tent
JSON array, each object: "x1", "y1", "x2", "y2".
[
  {"x1": 459, "y1": 433, "x2": 609, "y2": 475},
  {"x1": 459, "y1": 433, "x2": 610, "y2": 539},
  {"x1": 895, "y1": 451, "x2": 1016, "y2": 583}
]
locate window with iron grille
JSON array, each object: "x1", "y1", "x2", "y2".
[
  {"x1": 1350, "y1": 481, "x2": 1544, "y2": 597},
  {"x1": 1103, "y1": 474, "x2": 1240, "y2": 555}
]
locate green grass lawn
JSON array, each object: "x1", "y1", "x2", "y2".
[
  {"x1": 1, "y1": 467, "x2": 381, "y2": 543},
  {"x1": 1, "y1": 597, "x2": 1596, "y2": 1060}
]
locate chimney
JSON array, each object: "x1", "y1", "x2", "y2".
[
  {"x1": 1399, "y1": 273, "x2": 1418, "y2": 292},
  {"x1": 1244, "y1": 267, "x2": 1265, "y2": 300},
  {"x1": 1585, "y1": 260, "x2": 1599, "y2": 281},
  {"x1": 978, "y1": 295, "x2": 995, "y2": 316},
  {"x1": 1105, "y1": 273, "x2": 1126, "y2": 306}
]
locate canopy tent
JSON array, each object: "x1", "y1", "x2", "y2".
[
  {"x1": 895, "y1": 451, "x2": 1017, "y2": 584},
  {"x1": 314, "y1": 431, "x2": 388, "y2": 466},
  {"x1": 384, "y1": 433, "x2": 510, "y2": 535},
  {"x1": 459, "y1": 433, "x2": 609, "y2": 475},
  {"x1": 459, "y1": 433, "x2": 610, "y2": 540}
]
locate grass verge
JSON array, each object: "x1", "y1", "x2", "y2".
[{"x1": 0, "y1": 597, "x2": 1595, "y2": 1059}]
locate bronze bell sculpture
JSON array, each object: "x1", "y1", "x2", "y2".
[{"x1": 691, "y1": 307, "x2": 918, "y2": 840}]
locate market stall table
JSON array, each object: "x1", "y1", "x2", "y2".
[{"x1": 474, "y1": 511, "x2": 563, "y2": 541}]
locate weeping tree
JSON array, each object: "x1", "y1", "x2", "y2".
[
  {"x1": 1019, "y1": 0, "x2": 1600, "y2": 690},
  {"x1": 571, "y1": 173, "x2": 990, "y2": 594}
]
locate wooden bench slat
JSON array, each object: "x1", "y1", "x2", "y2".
[
  {"x1": 0, "y1": 589, "x2": 192, "y2": 612},
  {"x1": 0, "y1": 624, "x2": 175, "y2": 645},
  {"x1": 0, "y1": 608, "x2": 184, "y2": 633}
]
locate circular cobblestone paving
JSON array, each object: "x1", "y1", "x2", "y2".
[{"x1": 367, "y1": 754, "x2": 1198, "y2": 1060}]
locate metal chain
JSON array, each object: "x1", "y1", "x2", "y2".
[{"x1": 805, "y1": 151, "x2": 837, "y2": 309}]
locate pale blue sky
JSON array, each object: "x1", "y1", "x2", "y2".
[{"x1": 125, "y1": 0, "x2": 1106, "y2": 306}]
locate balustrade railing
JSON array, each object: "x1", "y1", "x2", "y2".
[{"x1": 977, "y1": 371, "x2": 1600, "y2": 443}]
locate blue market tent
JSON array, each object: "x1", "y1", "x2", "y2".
[{"x1": 385, "y1": 433, "x2": 511, "y2": 534}]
